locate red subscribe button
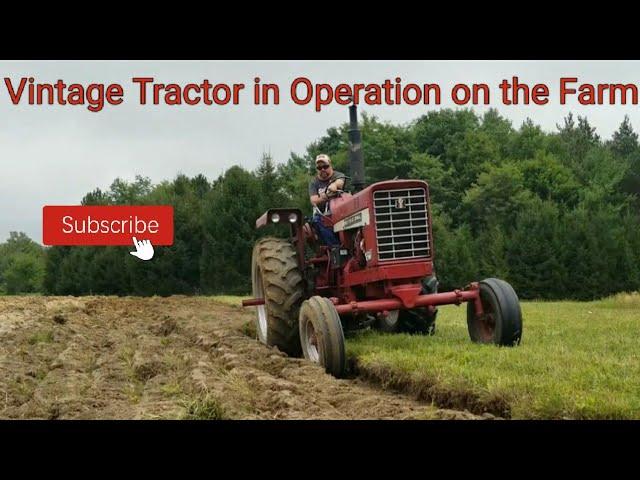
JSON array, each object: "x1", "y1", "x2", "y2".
[{"x1": 43, "y1": 205, "x2": 174, "y2": 246}]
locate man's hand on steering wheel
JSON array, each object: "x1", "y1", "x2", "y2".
[{"x1": 326, "y1": 177, "x2": 345, "y2": 197}]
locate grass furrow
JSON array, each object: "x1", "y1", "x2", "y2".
[{"x1": 347, "y1": 293, "x2": 640, "y2": 419}]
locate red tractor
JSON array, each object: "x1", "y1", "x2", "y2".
[{"x1": 243, "y1": 105, "x2": 522, "y2": 377}]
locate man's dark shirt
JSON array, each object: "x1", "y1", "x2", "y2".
[{"x1": 308, "y1": 170, "x2": 346, "y2": 212}]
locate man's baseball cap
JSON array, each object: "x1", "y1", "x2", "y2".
[{"x1": 315, "y1": 154, "x2": 331, "y2": 166}]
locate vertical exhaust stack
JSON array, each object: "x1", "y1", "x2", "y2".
[{"x1": 348, "y1": 104, "x2": 366, "y2": 192}]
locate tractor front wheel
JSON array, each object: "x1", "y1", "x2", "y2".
[
  {"x1": 299, "y1": 296, "x2": 346, "y2": 378},
  {"x1": 467, "y1": 278, "x2": 522, "y2": 346}
]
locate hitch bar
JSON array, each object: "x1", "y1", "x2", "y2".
[{"x1": 242, "y1": 298, "x2": 265, "y2": 307}]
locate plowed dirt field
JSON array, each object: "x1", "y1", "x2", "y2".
[{"x1": 0, "y1": 296, "x2": 479, "y2": 419}]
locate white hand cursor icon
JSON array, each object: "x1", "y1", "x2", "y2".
[{"x1": 130, "y1": 237, "x2": 154, "y2": 261}]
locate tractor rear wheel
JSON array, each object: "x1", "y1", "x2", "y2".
[
  {"x1": 376, "y1": 310, "x2": 400, "y2": 333},
  {"x1": 378, "y1": 308, "x2": 437, "y2": 334},
  {"x1": 398, "y1": 307, "x2": 437, "y2": 335},
  {"x1": 391, "y1": 278, "x2": 438, "y2": 335},
  {"x1": 467, "y1": 278, "x2": 522, "y2": 346},
  {"x1": 251, "y1": 237, "x2": 304, "y2": 356},
  {"x1": 299, "y1": 296, "x2": 346, "y2": 378}
]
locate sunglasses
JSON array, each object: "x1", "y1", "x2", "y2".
[{"x1": 316, "y1": 164, "x2": 331, "y2": 171}]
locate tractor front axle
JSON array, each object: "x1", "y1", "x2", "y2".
[
  {"x1": 242, "y1": 284, "x2": 484, "y2": 316},
  {"x1": 333, "y1": 283, "x2": 483, "y2": 316}
]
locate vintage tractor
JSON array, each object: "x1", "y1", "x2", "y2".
[{"x1": 242, "y1": 105, "x2": 522, "y2": 377}]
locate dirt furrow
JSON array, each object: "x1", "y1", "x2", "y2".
[{"x1": 0, "y1": 296, "x2": 479, "y2": 419}]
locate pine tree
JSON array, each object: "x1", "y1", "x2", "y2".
[
  {"x1": 506, "y1": 201, "x2": 566, "y2": 299},
  {"x1": 610, "y1": 115, "x2": 638, "y2": 158}
]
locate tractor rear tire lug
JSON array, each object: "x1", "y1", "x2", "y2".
[{"x1": 251, "y1": 237, "x2": 304, "y2": 356}]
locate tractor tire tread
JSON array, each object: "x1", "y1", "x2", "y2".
[{"x1": 252, "y1": 237, "x2": 304, "y2": 356}]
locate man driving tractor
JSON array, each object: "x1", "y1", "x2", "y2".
[{"x1": 308, "y1": 154, "x2": 345, "y2": 246}]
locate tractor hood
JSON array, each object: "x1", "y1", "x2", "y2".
[{"x1": 330, "y1": 179, "x2": 430, "y2": 224}]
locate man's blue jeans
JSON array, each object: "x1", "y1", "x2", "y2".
[{"x1": 311, "y1": 214, "x2": 340, "y2": 247}]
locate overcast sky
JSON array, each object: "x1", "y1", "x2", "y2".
[{"x1": 2, "y1": 60, "x2": 640, "y2": 243}]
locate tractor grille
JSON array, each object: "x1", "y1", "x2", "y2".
[{"x1": 373, "y1": 188, "x2": 431, "y2": 261}]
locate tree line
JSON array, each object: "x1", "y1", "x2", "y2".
[{"x1": 2, "y1": 108, "x2": 639, "y2": 300}]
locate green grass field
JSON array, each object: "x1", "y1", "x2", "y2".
[
  {"x1": 347, "y1": 293, "x2": 640, "y2": 419},
  {"x1": 226, "y1": 293, "x2": 640, "y2": 419}
]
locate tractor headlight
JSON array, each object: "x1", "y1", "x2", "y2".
[
  {"x1": 271, "y1": 213, "x2": 280, "y2": 223},
  {"x1": 288, "y1": 213, "x2": 298, "y2": 223}
]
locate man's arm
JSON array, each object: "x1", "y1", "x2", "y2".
[
  {"x1": 309, "y1": 176, "x2": 345, "y2": 206},
  {"x1": 313, "y1": 179, "x2": 345, "y2": 203},
  {"x1": 310, "y1": 191, "x2": 330, "y2": 206},
  {"x1": 326, "y1": 177, "x2": 345, "y2": 193},
  {"x1": 309, "y1": 179, "x2": 326, "y2": 207}
]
